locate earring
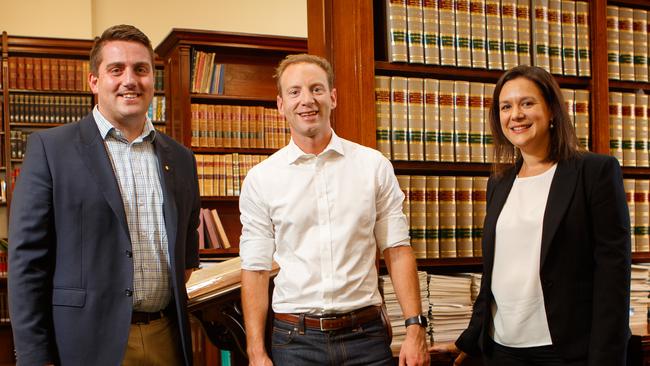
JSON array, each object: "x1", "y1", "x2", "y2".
[{"x1": 550, "y1": 123, "x2": 554, "y2": 129}]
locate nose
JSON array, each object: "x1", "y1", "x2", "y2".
[
  {"x1": 511, "y1": 105, "x2": 524, "y2": 119},
  {"x1": 122, "y1": 67, "x2": 136, "y2": 86},
  {"x1": 299, "y1": 90, "x2": 315, "y2": 105}
]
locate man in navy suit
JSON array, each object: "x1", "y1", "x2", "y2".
[{"x1": 8, "y1": 24, "x2": 200, "y2": 366}]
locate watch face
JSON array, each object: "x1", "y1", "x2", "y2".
[{"x1": 418, "y1": 315, "x2": 428, "y2": 327}]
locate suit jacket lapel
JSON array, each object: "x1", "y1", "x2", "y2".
[
  {"x1": 77, "y1": 114, "x2": 131, "y2": 240},
  {"x1": 482, "y1": 167, "x2": 517, "y2": 276},
  {"x1": 540, "y1": 158, "x2": 579, "y2": 266},
  {"x1": 154, "y1": 136, "x2": 178, "y2": 262}
]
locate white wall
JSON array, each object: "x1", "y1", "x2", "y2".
[{"x1": 0, "y1": 0, "x2": 307, "y2": 46}]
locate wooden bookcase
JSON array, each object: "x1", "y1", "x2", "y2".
[
  {"x1": 307, "y1": 0, "x2": 650, "y2": 262},
  {"x1": 0, "y1": 32, "x2": 97, "y2": 365},
  {"x1": 307, "y1": 0, "x2": 650, "y2": 363},
  {"x1": 155, "y1": 29, "x2": 307, "y2": 259},
  {"x1": 155, "y1": 29, "x2": 306, "y2": 366}
]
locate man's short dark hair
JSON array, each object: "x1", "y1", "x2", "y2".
[{"x1": 89, "y1": 24, "x2": 154, "y2": 75}]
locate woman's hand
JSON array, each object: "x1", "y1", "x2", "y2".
[{"x1": 429, "y1": 342, "x2": 469, "y2": 366}]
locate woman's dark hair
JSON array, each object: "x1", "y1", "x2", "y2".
[{"x1": 489, "y1": 65, "x2": 581, "y2": 175}]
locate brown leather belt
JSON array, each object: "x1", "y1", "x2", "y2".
[
  {"x1": 131, "y1": 311, "x2": 164, "y2": 324},
  {"x1": 274, "y1": 305, "x2": 381, "y2": 331}
]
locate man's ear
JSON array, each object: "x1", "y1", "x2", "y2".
[
  {"x1": 276, "y1": 94, "x2": 285, "y2": 116},
  {"x1": 88, "y1": 72, "x2": 99, "y2": 94},
  {"x1": 330, "y1": 88, "x2": 337, "y2": 110}
]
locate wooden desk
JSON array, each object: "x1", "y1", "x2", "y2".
[
  {"x1": 186, "y1": 258, "x2": 278, "y2": 366},
  {"x1": 188, "y1": 282, "x2": 248, "y2": 365}
]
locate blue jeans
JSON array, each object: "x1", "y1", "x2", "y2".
[{"x1": 271, "y1": 317, "x2": 394, "y2": 366}]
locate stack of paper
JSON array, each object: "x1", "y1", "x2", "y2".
[
  {"x1": 630, "y1": 264, "x2": 650, "y2": 327},
  {"x1": 428, "y1": 274, "x2": 473, "y2": 343}
]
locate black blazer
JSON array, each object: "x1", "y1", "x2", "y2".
[
  {"x1": 8, "y1": 114, "x2": 201, "y2": 366},
  {"x1": 456, "y1": 153, "x2": 631, "y2": 365}
]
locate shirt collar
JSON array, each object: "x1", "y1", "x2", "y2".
[
  {"x1": 285, "y1": 129, "x2": 345, "y2": 165},
  {"x1": 93, "y1": 105, "x2": 156, "y2": 143}
]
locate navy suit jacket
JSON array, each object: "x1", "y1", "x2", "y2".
[
  {"x1": 456, "y1": 153, "x2": 631, "y2": 365},
  {"x1": 8, "y1": 114, "x2": 200, "y2": 366}
]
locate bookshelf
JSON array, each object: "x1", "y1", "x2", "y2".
[
  {"x1": 306, "y1": 0, "x2": 650, "y2": 361},
  {"x1": 0, "y1": 32, "x2": 98, "y2": 364},
  {"x1": 155, "y1": 29, "x2": 307, "y2": 258},
  {"x1": 305, "y1": 0, "x2": 650, "y2": 263}
]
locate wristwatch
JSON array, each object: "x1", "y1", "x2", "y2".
[{"x1": 404, "y1": 314, "x2": 428, "y2": 328}]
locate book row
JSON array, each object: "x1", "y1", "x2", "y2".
[
  {"x1": 189, "y1": 50, "x2": 225, "y2": 94},
  {"x1": 147, "y1": 96, "x2": 166, "y2": 124},
  {"x1": 397, "y1": 175, "x2": 488, "y2": 259},
  {"x1": 375, "y1": 76, "x2": 589, "y2": 163},
  {"x1": 195, "y1": 153, "x2": 269, "y2": 197},
  {"x1": 197, "y1": 208, "x2": 232, "y2": 250},
  {"x1": 607, "y1": 6, "x2": 650, "y2": 82},
  {"x1": 8, "y1": 57, "x2": 91, "y2": 92},
  {"x1": 154, "y1": 69, "x2": 165, "y2": 92},
  {"x1": 625, "y1": 179, "x2": 650, "y2": 253},
  {"x1": 384, "y1": 0, "x2": 590, "y2": 77},
  {"x1": 191, "y1": 104, "x2": 290, "y2": 150},
  {"x1": 609, "y1": 92, "x2": 650, "y2": 167},
  {"x1": 10, "y1": 130, "x2": 30, "y2": 160},
  {"x1": 8, "y1": 93, "x2": 93, "y2": 124}
]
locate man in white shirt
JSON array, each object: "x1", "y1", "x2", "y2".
[{"x1": 240, "y1": 54, "x2": 430, "y2": 366}]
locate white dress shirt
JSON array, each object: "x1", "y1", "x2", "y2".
[
  {"x1": 490, "y1": 164, "x2": 557, "y2": 347},
  {"x1": 239, "y1": 131, "x2": 410, "y2": 314}
]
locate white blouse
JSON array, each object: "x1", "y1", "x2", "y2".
[{"x1": 490, "y1": 164, "x2": 557, "y2": 347}]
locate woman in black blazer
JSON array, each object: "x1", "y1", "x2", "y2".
[{"x1": 433, "y1": 66, "x2": 631, "y2": 365}]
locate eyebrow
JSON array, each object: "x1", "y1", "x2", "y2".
[{"x1": 104, "y1": 61, "x2": 151, "y2": 70}]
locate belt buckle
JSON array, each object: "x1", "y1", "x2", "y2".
[{"x1": 319, "y1": 316, "x2": 338, "y2": 331}]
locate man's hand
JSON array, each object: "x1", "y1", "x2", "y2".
[
  {"x1": 429, "y1": 342, "x2": 468, "y2": 366},
  {"x1": 399, "y1": 325, "x2": 430, "y2": 366},
  {"x1": 248, "y1": 352, "x2": 273, "y2": 366}
]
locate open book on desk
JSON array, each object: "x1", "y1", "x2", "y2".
[{"x1": 186, "y1": 256, "x2": 280, "y2": 306}]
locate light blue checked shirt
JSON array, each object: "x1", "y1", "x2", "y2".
[{"x1": 93, "y1": 106, "x2": 170, "y2": 312}]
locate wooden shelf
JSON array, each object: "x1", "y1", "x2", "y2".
[
  {"x1": 10, "y1": 122, "x2": 67, "y2": 128},
  {"x1": 190, "y1": 93, "x2": 277, "y2": 104},
  {"x1": 199, "y1": 247, "x2": 239, "y2": 256},
  {"x1": 374, "y1": 61, "x2": 591, "y2": 88},
  {"x1": 632, "y1": 252, "x2": 650, "y2": 263},
  {"x1": 392, "y1": 161, "x2": 492, "y2": 176},
  {"x1": 200, "y1": 196, "x2": 240, "y2": 203},
  {"x1": 192, "y1": 147, "x2": 277, "y2": 155},
  {"x1": 608, "y1": 0, "x2": 650, "y2": 9},
  {"x1": 609, "y1": 80, "x2": 650, "y2": 92},
  {"x1": 380, "y1": 256, "x2": 483, "y2": 269},
  {"x1": 8, "y1": 89, "x2": 92, "y2": 95},
  {"x1": 623, "y1": 167, "x2": 650, "y2": 177}
]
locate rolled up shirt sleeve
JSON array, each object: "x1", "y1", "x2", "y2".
[
  {"x1": 239, "y1": 169, "x2": 276, "y2": 271},
  {"x1": 373, "y1": 155, "x2": 410, "y2": 252}
]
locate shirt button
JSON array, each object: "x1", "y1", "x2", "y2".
[
  {"x1": 125, "y1": 250, "x2": 132, "y2": 258},
  {"x1": 125, "y1": 289, "x2": 133, "y2": 297}
]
